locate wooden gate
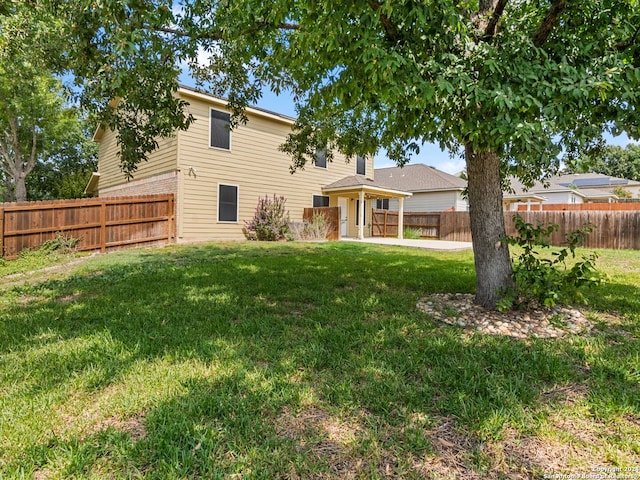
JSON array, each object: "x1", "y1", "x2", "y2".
[
  {"x1": 372, "y1": 209, "x2": 441, "y2": 238},
  {"x1": 303, "y1": 207, "x2": 340, "y2": 240}
]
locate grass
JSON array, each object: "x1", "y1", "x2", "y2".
[{"x1": 0, "y1": 241, "x2": 638, "y2": 478}]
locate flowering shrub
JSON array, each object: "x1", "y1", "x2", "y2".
[{"x1": 243, "y1": 194, "x2": 290, "y2": 241}]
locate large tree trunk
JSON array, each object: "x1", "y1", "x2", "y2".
[
  {"x1": 14, "y1": 174, "x2": 27, "y2": 202},
  {"x1": 465, "y1": 143, "x2": 514, "y2": 309}
]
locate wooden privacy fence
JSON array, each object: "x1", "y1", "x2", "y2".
[
  {"x1": 374, "y1": 210, "x2": 640, "y2": 250},
  {"x1": 372, "y1": 210, "x2": 441, "y2": 238},
  {"x1": 303, "y1": 206, "x2": 340, "y2": 240},
  {"x1": 0, "y1": 194, "x2": 175, "y2": 259},
  {"x1": 517, "y1": 203, "x2": 640, "y2": 211}
]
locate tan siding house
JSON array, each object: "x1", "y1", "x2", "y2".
[{"x1": 92, "y1": 87, "x2": 406, "y2": 242}]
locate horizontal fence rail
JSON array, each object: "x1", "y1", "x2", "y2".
[
  {"x1": 374, "y1": 210, "x2": 640, "y2": 250},
  {"x1": 0, "y1": 194, "x2": 175, "y2": 259},
  {"x1": 517, "y1": 203, "x2": 640, "y2": 211}
]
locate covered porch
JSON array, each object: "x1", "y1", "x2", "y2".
[{"x1": 322, "y1": 176, "x2": 412, "y2": 240}]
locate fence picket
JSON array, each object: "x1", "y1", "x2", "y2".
[{"x1": 374, "y1": 209, "x2": 640, "y2": 250}]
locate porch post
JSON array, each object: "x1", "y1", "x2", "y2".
[
  {"x1": 398, "y1": 196, "x2": 405, "y2": 239},
  {"x1": 358, "y1": 190, "x2": 365, "y2": 240}
]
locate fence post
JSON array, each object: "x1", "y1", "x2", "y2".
[
  {"x1": 168, "y1": 194, "x2": 175, "y2": 242},
  {"x1": 100, "y1": 200, "x2": 107, "y2": 252},
  {"x1": 0, "y1": 206, "x2": 4, "y2": 258}
]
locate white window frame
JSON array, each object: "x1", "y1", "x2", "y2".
[
  {"x1": 217, "y1": 183, "x2": 239, "y2": 223},
  {"x1": 209, "y1": 108, "x2": 232, "y2": 151},
  {"x1": 375, "y1": 198, "x2": 389, "y2": 210},
  {"x1": 312, "y1": 194, "x2": 330, "y2": 207}
]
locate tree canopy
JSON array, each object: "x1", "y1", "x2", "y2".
[
  {"x1": 0, "y1": 3, "x2": 97, "y2": 202},
  {"x1": 24, "y1": 0, "x2": 640, "y2": 308}
]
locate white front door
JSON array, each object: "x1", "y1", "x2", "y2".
[{"x1": 338, "y1": 197, "x2": 348, "y2": 237}]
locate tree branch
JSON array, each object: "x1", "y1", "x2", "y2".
[
  {"x1": 482, "y1": 0, "x2": 508, "y2": 41},
  {"x1": 6, "y1": 116, "x2": 22, "y2": 178},
  {"x1": 367, "y1": 0, "x2": 402, "y2": 43},
  {"x1": 532, "y1": 0, "x2": 567, "y2": 47},
  {"x1": 26, "y1": 123, "x2": 38, "y2": 175},
  {"x1": 616, "y1": 24, "x2": 640, "y2": 52}
]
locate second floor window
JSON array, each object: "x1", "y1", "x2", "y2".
[
  {"x1": 315, "y1": 148, "x2": 327, "y2": 169},
  {"x1": 210, "y1": 109, "x2": 231, "y2": 150},
  {"x1": 356, "y1": 155, "x2": 366, "y2": 176}
]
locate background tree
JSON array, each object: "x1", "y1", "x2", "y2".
[
  {"x1": 26, "y1": 116, "x2": 98, "y2": 200},
  {"x1": 37, "y1": 0, "x2": 640, "y2": 309},
  {"x1": 0, "y1": 2, "x2": 96, "y2": 202}
]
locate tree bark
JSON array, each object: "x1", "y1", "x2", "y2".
[
  {"x1": 14, "y1": 175, "x2": 27, "y2": 202},
  {"x1": 465, "y1": 143, "x2": 514, "y2": 309}
]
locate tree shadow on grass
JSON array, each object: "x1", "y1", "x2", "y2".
[{"x1": 1, "y1": 242, "x2": 639, "y2": 477}]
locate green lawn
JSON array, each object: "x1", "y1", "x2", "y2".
[{"x1": 1, "y1": 242, "x2": 638, "y2": 479}]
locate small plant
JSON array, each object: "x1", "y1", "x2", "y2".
[
  {"x1": 403, "y1": 227, "x2": 422, "y2": 239},
  {"x1": 243, "y1": 194, "x2": 290, "y2": 241},
  {"x1": 39, "y1": 232, "x2": 80, "y2": 253},
  {"x1": 499, "y1": 214, "x2": 604, "y2": 311},
  {"x1": 288, "y1": 213, "x2": 330, "y2": 240}
]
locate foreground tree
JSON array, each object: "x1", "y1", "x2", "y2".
[{"x1": 38, "y1": 0, "x2": 640, "y2": 308}]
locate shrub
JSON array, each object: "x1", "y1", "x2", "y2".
[
  {"x1": 403, "y1": 227, "x2": 422, "y2": 239},
  {"x1": 288, "y1": 213, "x2": 330, "y2": 240},
  {"x1": 39, "y1": 232, "x2": 80, "y2": 253},
  {"x1": 498, "y1": 214, "x2": 604, "y2": 311},
  {"x1": 243, "y1": 195, "x2": 290, "y2": 241}
]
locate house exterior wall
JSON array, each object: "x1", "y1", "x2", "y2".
[
  {"x1": 543, "y1": 191, "x2": 584, "y2": 204},
  {"x1": 96, "y1": 128, "x2": 178, "y2": 191},
  {"x1": 388, "y1": 190, "x2": 464, "y2": 212},
  {"x1": 99, "y1": 171, "x2": 178, "y2": 197},
  {"x1": 178, "y1": 92, "x2": 372, "y2": 241},
  {"x1": 95, "y1": 91, "x2": 374, "y2": 242}
]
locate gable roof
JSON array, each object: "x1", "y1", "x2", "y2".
[
  {"x1": 506, "y1": 175, "x2": 619, "y2": 201},
  {"x1": 322, "y1": 175, "x2": 412, "y2": 197},
  {"x1": 93, "y1": 86, "x2": 296, "y2": 142},
  {"x1": 374, "y1": 164, "x2": 467, "y2": 192},
  {"x1": 553, "y1": 172, "x2": 640, "y2": 189}
]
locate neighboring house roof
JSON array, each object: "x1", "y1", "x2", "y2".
[
  {"x1": 507, "y1": 176, "x2": 577, "y2": 197},
  {"x1": 553, "y1": 172, "x2": 640, "y2": 189},
  {"x1": 507, "y1": 175, "x2": 619, "y2": 201},
  {"x1": 374, "y1": 164, "x2": 467, "y2": 192},
  {"x1": 323, "y1": 175, "x2": 412, "y2": 198}
]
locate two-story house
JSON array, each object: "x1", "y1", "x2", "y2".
[{"x1": 87, "y1": 87, "x2": 411, "y2": 242}]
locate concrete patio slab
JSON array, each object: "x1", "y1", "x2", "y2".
[{"x1": 340, "y1": 237, "x2": 473, "y2": 251}]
